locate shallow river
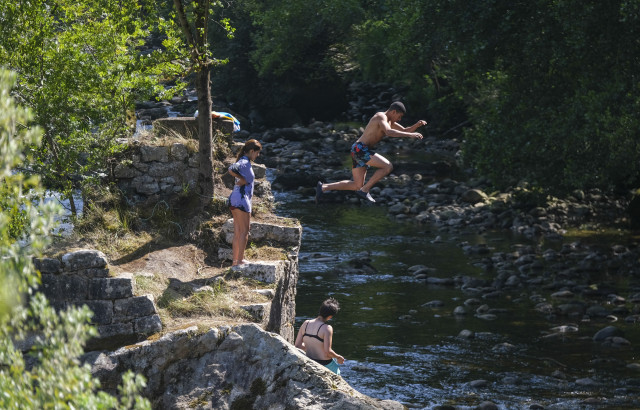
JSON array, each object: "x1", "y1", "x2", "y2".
[{"x1": 274, "y1": 190, "x2": 640, "y2": 409}]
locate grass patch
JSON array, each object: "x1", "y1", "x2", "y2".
[
  {"x1": 157, "y1": 285, "x2": 253, "y2": 321},
  {"x1": 134, "y1": 273, "x2": 169, "y2": 298},
  {"x1": 243, "y1": 244, "x2": 288, "y2": 261},
  {"x1": 50, "y1": 185, "x2": 153, "y2": 259}
]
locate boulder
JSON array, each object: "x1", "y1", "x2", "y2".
[{"x1": 86, "y1": 324, "x2": 404, "y2": 409}]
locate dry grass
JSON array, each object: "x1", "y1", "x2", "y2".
[
  {"x1": 244, "y1": 244, "x2": 288, "y2": 261},
  {"x1": 134, "y1": 270, "x2": 273, "y2": 333}
]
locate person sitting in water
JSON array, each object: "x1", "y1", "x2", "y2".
[{"x1": 294, "y1": 298, "x2": 345, "y2": 375}]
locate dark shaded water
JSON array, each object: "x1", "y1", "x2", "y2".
[{"x1": 274, "y1": 191, "x2": 640, "y2": 409}]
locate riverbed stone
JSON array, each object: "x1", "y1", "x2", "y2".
[
  {"x1": 453, "y1": 306, "x2": 467, "y2": 315},
  {"x1": 469, "y1": 379, "x2": 489, "y2": 388},
  {"x1": 460, "y1": 188, "x2": 488, "y2": 204},
  {"x1": 593, "y1": 325, "x2": 624, "y2": 342},
  {"x1": 575, "y1": 377, "x2": 599, "y2": 387},
  {"x1": 475, "y1": 400, "x2": 499, "y2": 410},
  {"x1": 458, "y1": 329, "x2": 475, "y2": 339}
]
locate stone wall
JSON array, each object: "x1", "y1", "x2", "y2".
[
  {"x1": 85, "y1": 323, "x2": 403, "y2": 409},
  {"x1": 113, "y1": 141, "x2": 200, "y2": 202},
  {"x1": 218, "y1": 216, "x2": 302, "y2": 343},
  {"x1": 112, "y1": 137, "x2": 268, "y2": 204},
  {"x1": 35, "y1": 250, "x2": 162, "y2": 351}
]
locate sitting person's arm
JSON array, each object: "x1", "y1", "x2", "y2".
[
  {"x1": 323, "y1": 325, "x2": 345, "y2": 364},
  {"x1": 294, "y1": 321, "x2": 308, "y2": 352}
]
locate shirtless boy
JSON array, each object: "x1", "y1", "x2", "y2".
[{"x1": 316, "y1": 101, "x2": 426, "y2": 203}]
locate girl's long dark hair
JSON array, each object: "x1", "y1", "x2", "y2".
[{"x1": 236, "y1": 139, "x2": 262, "y2": 161}]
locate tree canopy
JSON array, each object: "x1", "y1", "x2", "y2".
[
  {"x1": 0, "y1": 69, "x2": 149, "y2": 409},
  {"x1": 210, "y1": 0, "x2": 640, "y2": 196},
  {"x1": 0, "y1": 0, "x2": 184, "y2": 213}
]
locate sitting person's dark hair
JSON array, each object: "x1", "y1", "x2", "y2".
[{"x1": 319, "y1": 298, "x2": 340, "y2": 318}]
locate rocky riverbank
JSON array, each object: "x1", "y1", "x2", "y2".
[
  {"x1": 258, "y1": 118, "x2": 640, "y2": 342},
  {"x1": 130, "y1": 82, "x2": 640, "y2": 407},
  {"x1": 39, "y1": 124, "x2": 404, "y2": 408}
]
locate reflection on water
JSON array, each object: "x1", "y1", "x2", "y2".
[
  {"x1": 275, "y1": 190, "x2": 640, "y2": 409},
  {"x1": 45, "y1": 190, "x2": 83, "y2": 236}
]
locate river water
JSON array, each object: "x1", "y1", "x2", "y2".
[{"x1": 274, "y1": 188, "x2": 640, "y2": 409}]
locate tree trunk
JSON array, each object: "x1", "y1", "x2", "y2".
[
  {"x1": 67, "y1": 192, "x2": 77, "y2": 216},
  {"x1": 196, "y1": 66, "x2": 214, "y2": 205}
]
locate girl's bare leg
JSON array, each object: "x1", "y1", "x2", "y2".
[{"x1": 231, "y1": 208, "x2": 251, "y2": 265}]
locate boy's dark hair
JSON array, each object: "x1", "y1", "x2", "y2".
[
  {"x1": 389, "y1": 101, "x2": 406, "y2": 114},
  {"x1": 319, "y1": 298, "x2": 340, "y2": 318}
]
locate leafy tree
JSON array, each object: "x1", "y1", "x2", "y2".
[
  {"x1": 0, "y1": 0, "x2": 184, "y2": 214},
  {"x1": 209, "y1": 0, "x2": 364, "y2": 124},
  {"x1": 0, "y1": 69, "x2": 150, "y2": 409},
  {"x1": 429, "y1": 0, "x2": 640, "y2": 195},
  {"x1": 167, "y1": 0, "x2": 234, "y2": 203}
]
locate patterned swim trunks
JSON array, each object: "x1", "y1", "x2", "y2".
[{"x1": 351, "y1": 141, "x2": 375, "y2": 168}]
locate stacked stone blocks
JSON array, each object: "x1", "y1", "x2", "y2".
[
  {"x1": 35, "y1": 249, "x2": 162, "y2": 350},
  {"x1": 113, "y1": 142, "x2": 199, "y2": 201}
]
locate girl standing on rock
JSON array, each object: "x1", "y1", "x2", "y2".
[
  {"x1": 294, "y1": 298, "x2": 345, "y2": 375},
  {"x1": 228, "y1": 139, "x2": 262, "y2": 266}
]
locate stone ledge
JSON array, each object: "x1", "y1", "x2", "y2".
[
  {"x1": 240, "y1": 302, "x2": 271, "y2": 323},
  {"x1": 229, "y1": 261, "x2": 287, "y2": 284},
  {"x1": 222, "y1": 218, "x2": 302, "y2": 248}
]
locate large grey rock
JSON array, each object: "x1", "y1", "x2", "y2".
[
  {"x1": 593, "y1": 325, "x2": 624, "y2": 342},
  {"x1": 89, "y1": 278, "x2": 134, "y2": 300},
  {"x1": 86, "y1": 324, "x2": 403, "y2": 409},
  {"x1": 461, "y1": 188, "x2": 489, "y2": 204},
  {"x1": 62, "y1": 249, "x2": 108, "y2": 271},
  {"x1": 113, "y1": 163, "x2": 141, "y2": 178},
  {"x1": 140, "y1": 145, "x2": 169, "y2": 163},
  {"x1": 132, "y1": 175, "x2": 160, "y2": 195},
  {"x1": 170, "y1": 143, "x2": 189, "y2": 161},
  {"x1": 114, "y1": 295, "x2": 157, "y2": 321},
  {"x1": 253, "y1": 163, "x2": 267, "y2": 179}
]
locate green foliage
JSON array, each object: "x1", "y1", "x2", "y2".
[
  {"x1": 0, "y1": 69, "x2": 150, "y2": 409},
  {"x1": 209, "y1": 0, "x2": 363, "y2": 122},
  {"x1": 0, "y1": 0, "x2": 185, "y2": 212},
  {"x1": 441, "y1": 0, "x2": 640, "y2": 195},
  {"x1": 208, "y1": 0, "x2": 640, "y2": 196}
]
